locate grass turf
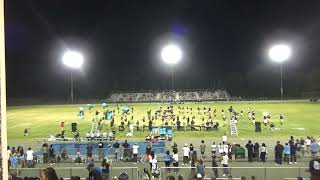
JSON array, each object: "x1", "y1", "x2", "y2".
[{"x1": 7, "y1": 101, "x2": 320, "y2": 142}]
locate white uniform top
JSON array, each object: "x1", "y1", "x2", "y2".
[
  {"x1": 172, "y1": 154, "x2": 178, "y2": 162},
  {"x1": 211, "y1": 144, "x2": 217, "y2": 151},
  {"x1": 306, "y1": 139, "x2": 311, "y2": 146},
  {"x1": 218, "y1": 145, "x2": 223, "y2": 153},
  {"x1": 221, "y1": 155, "x2": 229, "y2": 165},
  {"x1": 132, "y1": 145, "x2": 139, "y2": 154},
  {"x1": 183, "y1": 147, "x2": 190, "y2": 157},
  {"x1": 26, "y1": 150, "x2": 34, "y2": 161},
  {"x1": 223, "y1": 144, "x2": 229, "y2": 153},
  {"x1": 222, "y1": 135, "x2": 227, "y2": 142},
  {"x1": 151, "y1": 158, "x2": 158, "y2": 170}
]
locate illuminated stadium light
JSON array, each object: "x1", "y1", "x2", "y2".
[
  {"x1": 161, "y1": 44, "x2": 183, "y2": 64},
  {"x1": 62, "y1": 50, "x2": 84, "y2": 103},
  {"x1": 268, "y1": 44, "x2": 291, "y2": 100},
  {"x1": 62, "y1": 51, "x2": 84, "y2": 69},
  {"x1": 268, "y1": 44, "x2": 291, "y2": 63}
]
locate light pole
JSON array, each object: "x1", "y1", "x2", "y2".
[
  {"x1": 161, "y1": 44, "x2": 183, "y2": 101},
  {"x1": 62, "y1": 50, "x2": 84, "y2": 103},
  {"x1": 268, "y1": 44, "x2": 291, "y2": 100}
]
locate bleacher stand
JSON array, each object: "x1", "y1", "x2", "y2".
[{"x1": 108, "y1": 89, "x2": 230, "y2": 102}]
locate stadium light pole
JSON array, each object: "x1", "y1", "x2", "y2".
[
  {"x1": 161, "y1": 44, "x2": 183, "y2": 101},
  {"x1": 62, "y1": 50, "x2": 84, "y2": 104},
  {"x1": 268, "y1": 44, "x2": 291, "y2": 100}
]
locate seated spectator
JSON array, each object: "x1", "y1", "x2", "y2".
[
  {"x1": 61, "y1": 149, "x2": 68, "y2": 160},
  {"x1": 40, "y1": 167, "x2": 59, "y2": 180}
]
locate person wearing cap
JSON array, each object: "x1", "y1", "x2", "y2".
[
  {"x1": 132, "y1": 143, "x2": 140, "y2": 163},
  {"x1": 183, "y1": 144, "x2": 190, "y2": 165}
]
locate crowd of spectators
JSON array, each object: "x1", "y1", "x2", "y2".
[{"x1": 108, "y1": 89, "x2": 230, "y2": 102}]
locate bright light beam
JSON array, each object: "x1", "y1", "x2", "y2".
[
  {"x1": 268, "y1": 44, "x2": 291, "y2": 63},
  {"x1": 161, "y1": 44, "x2": 183, "y2": 64},
  {"x1": 62, "y1": 51, "x2": 84, "y2": 69}
]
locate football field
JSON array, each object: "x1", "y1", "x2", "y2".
[{"x1": 7, "y1": 101, "x2": 320, "y2": 143}]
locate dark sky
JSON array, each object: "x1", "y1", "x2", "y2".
[{"x1": 5, "y1": 0, "x2": 320, "y2": 99}]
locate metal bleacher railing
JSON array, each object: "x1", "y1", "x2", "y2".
[
  {"x1": 10, "y1": 167, "x2": 139, "y2": 180},
  {"x1": 158, "y1": 166, "x2": 310, "y2": 180},
  {"x1": 10, "y1": 166, "x2": 310, "y2": 180}
]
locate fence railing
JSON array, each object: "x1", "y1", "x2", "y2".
[
  {"x1": 9, "y1": 166, "x2": 311, "y2": 180},
  {"x1": 158, "y1": 166, "x2": 310, "y2": 180},
  {"x1": 10, "y1": 167, "x2": 139, "y2": 180}
]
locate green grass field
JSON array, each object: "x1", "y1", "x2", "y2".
[{"x1": 7, "y1": 101, "x2": 320, "y2": 142}]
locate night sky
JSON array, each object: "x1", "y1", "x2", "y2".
[{"x1": 5, "y1": 0, "x2": 320, "y2": 99}]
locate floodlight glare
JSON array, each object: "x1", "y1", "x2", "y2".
[
  {"x1": 268, "y1": 44, "x2": 291, "y2": 63},
  {"x1": 62, "y1": 51, "x2": 84, "y2": 69},
  {"x1": 161, "y1": 44, "x2": 183, "y2": 64}
]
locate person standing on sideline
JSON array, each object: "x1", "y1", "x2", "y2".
[
  {"x1": 26, "y1": 147, "x2": 34, "y2": 168},
  {"x1": 183, "y1": 144, "x2": 190, "y2": 165},
  {"x1": 132, "y1": 143, "x2": 140, "y2": 163},
  {"x1": 113, "y1": 140, "x2": 120, "y2": 161},
  {"x1": 306, "y1": 136, "x2": 312, "y2": 154},
  {"x1": 172, "y1": 151, "x2": 179, "y2": 174},
  {"x1": 86, "y1": 143, "x2": 93, "y2": 162},
  {"x1": 260, "y1": 143, "x2": 268, "y2": 163},
  {"x1": 221, "y1": 152, "x2": 229, "y2": 177},
  {"x1": 300, "y1": 137, "x2": 305, "y2": 157},
  {"x1": 211, "y1": 142, "x2": 217, "y2": 155},
  {"x1": 211, "y1": 155, "x2": 219, "y2": 178},
  {"x1": 310, "y1": 139, "x2": 320, "y2": 159},
  {"x1": 98, "y1": 142, "x2": 105, "y2": 161},
  {"x1": 253, "y1": 142, "x2": 260, "y2": 162},
  {"x1": 274, "y1": 141, "x2": 284, "y2": 165},
  {"x1": 101, "y1": 158, "x2": 111, "y2": 180},
  {"x1": 245, "y1": 140, "x2": 254, "y2": 163},
  {"x1": 200, "y1": 140, "x2": 206, "y2": 159},
  {"x1": 283, "y1": 143, "x2": 291, "y2": 164},
  {"x1": 164, "y1": 150, "x2": 172, "y2": 172},
  {"x1": 290, "y1": 141, "x2": 297, "y2": 164},
  {"x1": 295, "y1": 139, "x2": 302, "y2": 159},
  {"x1": 230, "y1": 143, "x2": 236, "y2": 162},
  {"x1": 222, "y1": 133, "x2": 228, "y2": 144},
  {"x1": 145, "y1": 143, "x2": 152, "y2": 162},
  {"x1": 197, "y1": 159, "x2": 206, "y2": 178}
]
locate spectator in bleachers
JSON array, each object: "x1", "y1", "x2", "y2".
[
  {"x1": 42, "y1": 142, "x2": 49, "y2": 163},
  {"x1": 61, "y1": 149, "x2": 68, "y2": 161},
  {"x1": 26, "y1": 147, "x2": 34, "y2": 168},
  {"x1": 40, "y1": 167, "x2": 59, "y2": 180},
  {"x1": 101, "y1": 158, "x2": 111, "y2": 180}
]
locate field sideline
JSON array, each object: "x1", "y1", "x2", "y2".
[{"x1": 7, "y1": 101, "x2": 320, "y2": 143}]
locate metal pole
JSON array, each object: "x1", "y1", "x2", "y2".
[
  {"x1": 280, "y1": 63, "x2": 283, "y2": 100},
  {"x1": 70, "y1": 71, "x2": 74, "y2": 104},
  {"x1": 171, "y1": 65, "x2": 174, "y2": 102},
  {"x1": 0, "y1": 0, "x2": 9, "y2": 178},
  {"x1": 171, "y1": 65, "x2": 174, "y2": 91}
]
